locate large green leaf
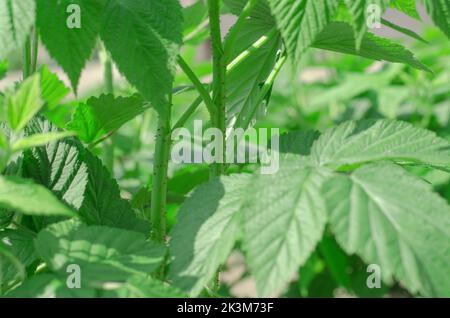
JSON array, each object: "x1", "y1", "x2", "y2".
[
  {"x1": 22, "y1": 119, "x2": 149, "y2": 233},
  {"x1": 110, "y1": 276, "x2": 187, "y2": 298},
  {"x1": 0, "y1": 229, "x2": 37, "y2": 283},
  {"x1": 311, "y1": 119, "x2": 450, "y2": 169},
  {"x1": 242, "y1": 158, "x2": 331, "y2": 296},
  {"x1": 7, "y1": 74, "x2": 43, "y2": 132},
  {"x1": 67, "y1": 94, "x2": 148, "y2": 144},
  {"x1": 0, "y1": 176, "x2": 75, "y2": 217},
  {"x1": 0, "y1": 0, "x2": 35, "y2": 59},
  {"x1": 35, "y1": 221, "x2": 166, "y2": 287},
  {"x1": 423, "y1": 0, "x2": 450, "y2": 40},
  {"x1": 312, "y1": 22, "x2": 430, "y2": 72},
  {"x1": 267, "y1": 0, "x2": 339, "y2": 61},
  {"x1": 344, "y1": 0, "x2": 391, "y2": 49},
  {"x1": 323, "y1": 163, "x2": 450, "y2": 296},
  {"x1": 169, "y1": 174, "x2": 251, "y2": 296},
  {"x1": 224, "y1": 0, "x2": 275, "y2": 22},
  {"x1": 36, "y1": 0, "x2": 105, "y2": 91},
  {"x1": 100, "y1": 0, "x2": 183, "y2": 113},
  {"x1": 226, "y1": 18, "x2": 282, "y2": 129},
  {"x1": 6, "y1": 274, "x2": 96, "y2": 297}
]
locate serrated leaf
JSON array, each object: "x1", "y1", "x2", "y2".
[
  {"x1": 100, "y1": 0, "x2": 183, "y2": 113},
  {"x1": 312, "y1": 22, "x2": 430, "y2": 72},
  {"x1": 275, "y1": 130, "x2": 320, "y2": 155},
  {"x1": 35, "y1": 221, "x2": 166, "y2": 287},
  {"x1": 423, "y1": 0, "x2": 450, "y2": 40},
  {"x1": 224, "y1": 0, "x2": 275, "y2": 22},
  {"x1": 111, "y1": 276, "x2": 187, "y2": 298},
  {"x1": 6, "y1": 274, "x2": 96, "y2": 297},
  {"x1": 67, "y1": 94, "x2": 148, "y2": 144},
  {"x1": 0, "y1": 0, "x2": 35, "y2": 59},
  {"x1": 7, "y1": 74, "x2": 43, "y2": 132},
  {"x1": 323, "y1": 162, "x2": 450, "y2": 296},
  {"x1": 390, "y1": 0, "x2": 419, "y2": 19},
  {"x1": 344, "y1": 0, "x2": 390, "y2": 49},
  {"x1": 0, "y1": 176, "x2": 75, "y2": 217},
  {"x1": 36, "y1": 0, "x2": 105, "y2": 91},
  {"x1": 169, "y1": 174, "x2": 251, "y2": 296},
  {"x1": 22, "y1": 118, "x2": 150, "y2": 233},
  {"x1": 0, "y1": 229, "x2": 37, "y2": 283},
  {"x1": 311, "y1": 119, "x2": 450, "y2": 169},
  {"x1": 267, "y1": 0, "x2": 339, "y2": 61},
  {"x1": 39, "y1": 65, "x2": 70, "y2": 109},
  {"x1": 242, "y1": 157, "x2": 331, "y2": 296}
]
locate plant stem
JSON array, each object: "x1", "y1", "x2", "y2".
[
  {"x1": 177, "y1": 56, "x2": 215, "y2": 116},
  {"x1": 207, "y1": 0, "x2": 226, "y2": 178},
  {"x1": 100, "y1": 45, "x2": 115, "y2": 172},
  {"x1": 172, "y1": 95, "x2": 203, "y2": 132},
  {"x1": 31, "y1": 28, "x2": 39, "y2": 73},
  {"x1": 150, "y1": 95, "x2": 173, "y2": 243},
  {"x1": 22, "y1": 37, "x2": 31, "y2": 79}
]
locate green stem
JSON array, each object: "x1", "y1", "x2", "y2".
[
  {"x1": 22, "y1": 37, "x2": 31, "y2": 79},
  {"x1": 100, "y1": 45, "x2": 115, "y2": 172},
  {"x1": 149, "y1": 95, "x2": 172, "y2": 243},
  {"x1": 207, "y1": 0, "x2": 226, "y2": 178},
  {"x1": 31, "y1": 28, "x2": 39, "y2": 73},
  {"x1": 177, "y1": 56, "x2": 215, "y2": 116}
]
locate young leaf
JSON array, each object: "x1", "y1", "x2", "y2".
[
  {"x1": 0, "y1": 229, "x2": 38, "y2": 283},
  {"x1": 0, "y1": 176, "x2": 75, "y2": 217},
  {"x1": 35, "y1": 221, "x2": 166, "y2": 286},
  {"x1": 7, "y1": 74, "x2": 43, "y2": 132},
  {"x1": 36, "y1": 0, "x2": 105, "y2": 91},
  {"x1": 22, "y1": 118, "x2": 150, "y2": 233},
  {"x1": 312, "y1": 22, "x2": 430, "y2": 72},
  {"x1": 0, "y1": 0, "x2": 35, "y2": 59},
  {"x1": 169, "y1": 174, "x2": 251, "y2": 296},
  {"x1": 39, "y1": 66, "x2": 71, "y2": 109},
  {"x1": 311, "y1": 119, "x2": 450, "y2": 169},
  {"x1": 242, "y1": 157, "x2": 331, "y2": 296},
  {"x1": 267, "y1": 0, "x2": 339, "y2": 62},
  {"x1": 422, "y1": 0, "x2": 450, "y2": 40},
  {"x1": 100, "y1": 0, "x2": 183, "y2": 114},
  {"x1": 67, "y1": 94, "x2": 148, "y2": 144},
  {"x1": 323, "y1": 163, "x2": 450, "y2": 296},
  {"x1": 110, "y1": 276, "x2": 187, "y2": 298},
  {"x1": 344, "y1": 0, "x2": 390, "y2": 49}
]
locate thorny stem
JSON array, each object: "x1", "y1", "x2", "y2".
[
  {"x1": 150, "y1": 94, "x2": 173, "y2": 243},
  {"x1": 207, "y1": 0, "x2": 226, "y2": 178}
]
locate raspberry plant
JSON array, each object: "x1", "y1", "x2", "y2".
[{"x1": 0, "y1": 0, "x2": 449, "y2": 298}]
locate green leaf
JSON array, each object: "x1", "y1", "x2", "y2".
[
  {"x1": 7, "y1": 74, "x2": 43, "y2": 132},
  {"x1": 344, "y1": 0, "x2": 390, "y2": 49},
  {"x1": 110, "y1": 276, "x2": 187, "y2": 298},
  {"x1": 22, "y1": 118, "x2": 150, "y2": 233},
  {"x1": 182, "y1": 0, "x2": 208, "y2": 45},
  {"x1": 0, "y1": 0, "x2": 35, "y2": 59},
  {"x1": 6, "y1": 274, "x2": 96, "y2": 297},
  {"x1": 67, "y1": 94, "x2": 148, "y2": 144},
  {"x1": 12, "y1": 131, "x2": 75, "y2": 153},
  {"x1": 423, "y1": 0, "x2": 450, "y2": 39},
  {"x1": 169, "y1": 174, "x2": 251, "y2": 296},
  {"x1": 100, "y1": 0, "x2": 183, "y2": 114},
  {"x1": 39, "y1": 65, "x2": 70, "y2": 109},
  {"x1": 276, "y1": 130, "x2": 320, "y2": 155},
  {"x1": 226, "y1": 18, "x2": 282, "y2": 128},
  {"x1": 323, "y1": 163, "x2": 450, "y2": 296},
  {"x1": 36, "y1": 0, "x2": 105, "y2": 91},
  {"x1": 390, "y1": 0, "x2": 419, "y2": 19},
  {"x1": 312, "y1": 22, "x2": 430, "y2": 72},
  {"x1": 0, "y1": 59, "x2": 7, "y2": 79},
  {"x1": 267, "y1": 0, "x2": 339, "y2": 61},
  {"x1": 35, "y1": 221, "x2": 166, "y2": 287},
  {"x1": 224, "y1": 0, "x2": 275, "y2": 22},
  {"x1": 0, "y1": 229, "x2": 37, "y2": 283},
  {"x1": 311, "y1": 119, "x2": 450, "y2": 169},
  {"x1": 242, "y1": 157, "x2": 331, "y2": 296},
  {"x1": 0, "y1": 175, "x2": 75, "y2": 217}
]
